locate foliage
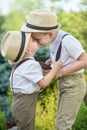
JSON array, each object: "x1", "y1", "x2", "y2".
[
  {"x1": 12, "y1": 0, "x2": 46, "y2": 14},
  {"x1": 10, "y1": 0, "x2": 67, "y2": 15},
  {"x1": 0, "y1": 13, "x2": 11, "y2": 93},
  {"x1": 35, "y1": 81, "x2": 58, "y2": 130},
  {"x1": 34, "y1": 45, "x2": 50, "y2": 62},
  {"x1": 2, "y1": 11, "x2": 25, "y2": 31},
  {"x1": 0, "y1": 15, "x2": 5, "y2": 34},
  {"x1": 58, "y1": 11, "x2": 87, "y2": 51},
  {"x1": 80, "y1": 0, "x2": 87, "y2": 5},
  {"x1": 0, "y1": 14, "x2": 5, "y2": 43},
  {"x1": 72, "y1": 102, "x2": 87, "y2": 130},
  {"x1": 0, "y1": 111, "x2": 6, "y2": 130},
  {"x1": 0, "y1": 53, "x2": 12, "y2": 93}
]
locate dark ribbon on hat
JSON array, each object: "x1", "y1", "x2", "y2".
[
  {"x1": 26, "y1": 23, "x2": 58, "y2": 30},
  {"x1": 13, "y1": 31, "x2": 26, "y2": 62}
]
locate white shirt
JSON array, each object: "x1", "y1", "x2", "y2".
[
  {"x1": 50, "y1": 30, "x2": 85, "y2": 74},
  {"x1": 10, "y1": 57, "x2": 43, "y2": 94}
]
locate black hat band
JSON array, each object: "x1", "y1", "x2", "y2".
[
  {"x1": 26, "y1": 23, "x2": 58, "y2": 31},
  {"x1": 13, "y1": 31, "x2": 26, "y2": 62}
]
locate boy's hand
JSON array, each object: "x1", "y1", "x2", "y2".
[
  {"x1": 39, "y1": 61, "x2": 52, "y2": 70},
  {"x1": 45, "y1": 59, "x2": 52, "y2": 66},
  {"x1": 55, "y1": 71, "x2": 63, "y2": 78}
]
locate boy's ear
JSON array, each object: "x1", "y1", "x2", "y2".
[
  {"x1": 25, "y1": 48, "x2": 31, "y2": 55},
  {"x1": 49, "y1": 32, "x2": 54, "y2": 38}
]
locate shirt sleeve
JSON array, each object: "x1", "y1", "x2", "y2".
[
  {"x1": 23, "y1": 61, "x2": 43, "y2": 84},
  {"x1": 62, "y1": 35, "x2": 85, "y2": 60}
]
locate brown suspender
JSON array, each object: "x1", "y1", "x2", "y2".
[
  {"x1": 11, "y1": 58, "x2": 30, "y2": 89},
  {"x1": 56, "y1": 34, "x2": 69, "y2": 61}
]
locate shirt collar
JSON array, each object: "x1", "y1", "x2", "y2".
[
  {"x1": 50, "y1": 30, "x2": 62, "y2": 46},
  {"x1": 29, "y1": 57, "x2": 35, "y2": 60}
]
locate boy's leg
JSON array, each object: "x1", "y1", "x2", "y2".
[
  {"x1": 56, "y1": 73, "x2": 86, "y2": 130},
  {"x1": 12, "y1": 92, "x2": 38, "y2": 130}
]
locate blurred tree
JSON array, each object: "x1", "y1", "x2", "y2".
[
  {"x1": 8, "y1": 0, "x2": 64, "y2": 17},
  {"x1": 58, "y1": 11, "x2": 87, "y2": 51},
  {"x1": 10, "y1": 0, "x2": 46, "y2": 14},
  {"x1": 80, "y1": 0, "x2": 87, "y2": 5},
  {"x1": 0, "y1": 15, "x2": 5, "y2": 34},
  {"x1": 2, "y1": 0, "x2": 51, "y2": 31},
  {"x1": 34, "y1": 46, "x2": 50, "y2": 62},
  {"x1": 3, "y1": 12, "x2": 25, "y2": 31},
  {"x1": 0, "y1": 14, "x2": 16, "y2": 128}
]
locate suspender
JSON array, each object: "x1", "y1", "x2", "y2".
[
  {"x1": 55, "y1": 34, "x2": 69, "y2": 61},
  {"x1": 11, "y1": 58, "x2": 30, "y2": 89}
]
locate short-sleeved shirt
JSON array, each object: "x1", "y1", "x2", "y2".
[
  {"x1": 50, "y1": 30, "x2": 85, "y2": 74},
  {"x1": 10, "y1": 57, "x2": 43, "y2": 94}
]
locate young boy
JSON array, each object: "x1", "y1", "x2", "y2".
[
  {"x1": 21, "y1": 9, "x2": 87, "y2": 130},
  {"x1": 1, "y1": 31, "x2": 61, "y2": 130}
]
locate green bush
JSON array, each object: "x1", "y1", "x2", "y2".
[
  {"x1": 0, "y1": 111, "x2": 6, "y2": 130},
  {"x1": 73, "y1": 102, "x2": 87, "y2": 130},
  {"x1": 35, "y1": 84, "x2": 58, "y2": 130}
]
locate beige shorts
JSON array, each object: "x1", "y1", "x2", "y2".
[
  {"x1": 56, "y1": 73, "x2": 86, "y2": 130},
  {"x1": 12, "y1": 92, "x2": 38, "y2": 130}
]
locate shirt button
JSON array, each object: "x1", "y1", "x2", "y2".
[{"x1": 52, "y1": 52, "x2": 54, "y2": 54}]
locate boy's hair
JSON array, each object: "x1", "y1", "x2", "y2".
[{"x1": 31, "y1": 30, "x2": 58, "y2": 36}]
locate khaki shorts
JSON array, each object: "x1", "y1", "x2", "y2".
[
  {"x1": 12, "y1": 92, "x2": 38, "y2": 130},
  {"x1": 56, "y1": 73, "x2": 86, "y2": 130}
]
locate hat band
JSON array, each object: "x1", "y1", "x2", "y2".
[
  {"x1": 13, "y1": 32, "x2": 26, "y2": 62},
  {"x1": 26, "y1": 23, "x2": 58, "y2": 30}
]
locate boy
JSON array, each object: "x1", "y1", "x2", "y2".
[
  {"x1": 21, "y1": 9, "x2": 87, "y2": 130},
  {"x1": 1, "y1": 31, "x2": 61, "y2": 130}
]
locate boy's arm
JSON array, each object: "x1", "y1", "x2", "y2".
[
  {"x1": 55, "y1": 53, "x2": 87, "y2": 78},
  {"x1": 37, "y1": 60, "x2": 61, "y2": 88}
]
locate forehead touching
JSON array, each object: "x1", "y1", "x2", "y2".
[{"x1": 31, "y1": 32, "x2": 48, "y2": 39}]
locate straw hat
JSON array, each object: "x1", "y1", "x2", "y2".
[
  {"x1": 1, "y1": 31, "x2": 31, "y2": 64},
  {"x1": 21, "y1": 9, "x2": 61, "y2": 32}
]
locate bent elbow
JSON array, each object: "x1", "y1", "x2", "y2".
[
  {"x1": 39, "y1": 83, "x2": 47, "y2": 88},
  {"x1": 37, "y1": 80, "x2": 48, "y2": 88}
]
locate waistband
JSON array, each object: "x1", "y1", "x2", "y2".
[
  {"x1": 12, "y1": 91, "x2": 39, "y2": 96},
  {"x1": 60, "y1": 72, "x2": 84, "y2": 79}
]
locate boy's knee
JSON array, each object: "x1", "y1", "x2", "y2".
[{"x1": 56, "y1": 117, "x2": 72, "y2": 130}]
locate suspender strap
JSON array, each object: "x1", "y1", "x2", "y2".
[
  {"x1": 55, "y1": 34, "x2": 69, "y2": 61},
  {"x1": 55, "y1": 42, "x2": 62, "y2": 61},
  {"x1": 13, "y1": 58, "x2": 30, "y2": 71},
  {"x1": 11, "y1": 58, "x2": 30, "y2": 89}
]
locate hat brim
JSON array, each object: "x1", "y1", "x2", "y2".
[
  {"x1": 21, "y1": 23, "x2": 61, "y2": 33},
  {"x1": 8, "y1": 33, "x2": 31, "y2": 65}
]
